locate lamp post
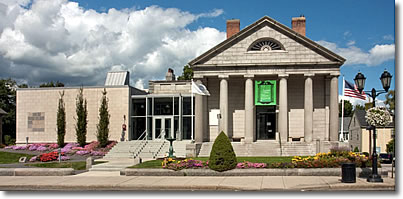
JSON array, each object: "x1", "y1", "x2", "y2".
[{"x1": 354, "y1": 70, "x2": 392, "y2": 183}]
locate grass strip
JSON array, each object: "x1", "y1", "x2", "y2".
[
  {"x1": 27, "y1": 161, "x2": 107, "y2": 170},
  {"x1": 0, "y1": 151, "x2": 34, "y2": 164}
]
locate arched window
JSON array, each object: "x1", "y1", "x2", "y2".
[{"x1": 248, "y1": 38, "x2": 284, "y2": 51}]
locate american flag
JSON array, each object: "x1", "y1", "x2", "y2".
[{"x1": 344, "y1": 80, "x2": 366, "y2": 100}]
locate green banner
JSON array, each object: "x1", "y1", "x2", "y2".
[{"x1": 255, "y1": 80, "x2": 276, "y2": 106}]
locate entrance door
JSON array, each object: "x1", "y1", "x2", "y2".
[
  {"x1": 153, "y1": 117, "x2": 174, "y2": 140},
  {"x1": 256, "y1": 106, "x2": 276, "y2": 140}
]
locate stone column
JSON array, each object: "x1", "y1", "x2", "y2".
[
  {"x1": 278, "y1": 74, "x2": 288, "y2": 142},
  {"x1": 304, "y1": 74, "x2": 314, "y2": 143},
  {"x1": 219, "y1": 75, "x2": 229, "y2": 135},
  {"x1": 329, "y1": 74, "x2": 339, "y2": 141},
  {"x1": 244, "y1": 75, "x2": 254, "y2": 143},
  {"x1": 195, "y1": 79, "x2": 204, "y2": 144}
]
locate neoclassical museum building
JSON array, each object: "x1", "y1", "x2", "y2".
[{"x1": 16, "y1": 15, "x2": 346, "y2": 157}]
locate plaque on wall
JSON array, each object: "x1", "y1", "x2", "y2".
[{"x1": 255, "y1": 80, "x2": 276, "y2": 106}]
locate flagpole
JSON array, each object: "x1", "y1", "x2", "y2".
[
  {"x1": 340, "y1": 76, "x2": 345, "y2": 142},
  {"x1": 191, "y1": 79, "x2": 194, "y2": 142}
]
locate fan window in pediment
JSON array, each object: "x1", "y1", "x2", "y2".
[{"x1": 248, "y1": 38, "x2": 284, "y2": 51}]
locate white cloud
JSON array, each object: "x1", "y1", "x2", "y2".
[
  {"x1": 383, "y1": 34, "x2": 394, "y2": 40},
  {"x1": 0, "y1": 0, "x2": 226, "y2": 87},
  {"x1": 339, "y1": 95, "x2": 385, "y2": 107},
  {"x1": 347, "y1": 40, "x2": 355, "y2": 46},
  {"x1": 317, "y1": 40, "x2": 395, "y2": 66}
]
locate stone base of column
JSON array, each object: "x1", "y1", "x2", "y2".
[{"x1": 186, "y1": 143, "x2": 202, "y2": 158}]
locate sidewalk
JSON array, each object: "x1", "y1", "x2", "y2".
[{"x1": 0, "y1": 175, "x2": 395, "y2": 191}]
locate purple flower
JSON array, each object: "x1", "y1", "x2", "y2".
[
  {"x1": 76, "y1": 150, "x2": 90, "y2": 155},
  {"x1": 29, "y1": 145, "x2": 38, "y2": 151},
  {"x1": 48, "y1": 144, "x2": 58, "y2": 149},
  {"x1": 90, "y1": 151, "x2": 105, "y2": 156},
  {"x1": 29, "y1": 156, "x2": 38, "y2": 162},
  {"x1": 57, "y1": 156, "x2": 70, "y2": 161},
  {"x1": 36, "y1": 146, "x2": 47, "y2": 151}
]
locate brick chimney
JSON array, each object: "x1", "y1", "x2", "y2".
[
  {"x1": 226, "y1": 19, "x2": 240, "y2": 38},
  {"x1": 292, "y1": 16, "x2": 306, "y2": 36},
  {"x1": 165, "y1": 68, "x2": 175, "y2": 81}
]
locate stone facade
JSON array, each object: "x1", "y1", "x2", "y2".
[
  {"x1": 188, "y1": 16, "x2": 345, "y2": 155},
  {"x1": 16, "y1": 86, "x2": 132, "y2": 144}
]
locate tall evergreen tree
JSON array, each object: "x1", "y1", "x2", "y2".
[
  {"x1": 75, "y1": 87, "x2": 87, "y2": 147},
  {"x1": 97, "y1": 89, "x2": 110, "y2": 147},
  {"x1": 57, "y1": 91, "x2": 66, "y2": 147}
]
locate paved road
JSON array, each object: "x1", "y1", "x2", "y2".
[{"x1": 0, "y1": 174, "x2": 395, "y2": 191}]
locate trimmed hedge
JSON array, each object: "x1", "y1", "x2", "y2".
[{"x1": 208, "y1": 131, "x2": 237, "y2": 172}]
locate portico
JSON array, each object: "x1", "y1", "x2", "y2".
[{"x1": 189, "y1": 16, "x2": 345, "y2": 155}]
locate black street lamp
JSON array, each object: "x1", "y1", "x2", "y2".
[{"x1": 354, "y1": 70, "x2": 392, "y2": 183}]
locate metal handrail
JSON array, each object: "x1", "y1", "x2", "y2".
[
  {"x1": 130, "y1": 130, "x2": 147, "y2": 158},
  {"x1": 152, "y1": 130, "x2": 167, "y2": 158}
]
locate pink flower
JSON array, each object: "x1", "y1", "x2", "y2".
[{"x1": 29, "y1": 156, "x2": 37, "y2": 162}]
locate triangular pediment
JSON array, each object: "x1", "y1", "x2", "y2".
[{"x1": 189, "y1": 16, "x2": 345, "y2": 67}]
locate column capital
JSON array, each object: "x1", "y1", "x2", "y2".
[
  {"x1": 278, "y1": 74, "x2": 289, "y2": 78},
  {"x1": 304, "y1": 73, "x2": 315, "y2": 77},
  {"x1": 329, "y1": 72, "x2": 341, "y2": 77},
  {"x1": 244, "y1": 74, "x2": 255, "y2": 78},
  {"x1": 193, "y1": 74, "x2": 204, "y2": 79},
  {"x1": 218, "y1": 74, "x2": 229, "y2": 79}
]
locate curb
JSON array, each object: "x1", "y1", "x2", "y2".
[
  {"x1": 0, "y1": 168, "x2": 74, "y2": 176},
  {"x1": 124, "y1": 168, "x2": 388, "y2": 177}
]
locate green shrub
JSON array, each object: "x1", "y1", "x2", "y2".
[
  {"x1": 208, "y1": 131, "x2": 237, "y2": 172},
  {"x1": 353, "y1": 147, "x2": 359, "y2": 152},
  {"x1": 97, "y1": 89, "x2": 110, "y2": 148},
  {"x1": 75, "y1": 87, "x2": 88, "y2": 147},
  {"x1": 4, "y1": 135, "x2": 15, "y2": 146},
  {"x1": 57, "y1": 91, "x2": 66, "y2": 147},
  {"x1": 386, "y1": 138, "x2": 394, "y2": 154}
]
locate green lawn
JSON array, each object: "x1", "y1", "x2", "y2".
[
  {"x1": 0, "y1": 151, "x2": 34, "y2": 164},
  {"x1": 27, "y1": 161, "x2": 107, "y2": 170},
  {"x1": 129, "y1": 157, "x2": 294, "y2": 168}
]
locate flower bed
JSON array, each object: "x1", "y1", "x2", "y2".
[
  {"x1": 6, "y1": 141, "x2": 117, "y2": 162},
  {"x1": 29, "y1": 151, "x2": 70, "y2": 162},
  {"x1": 162, "y1": 158, "x2": 209, "y2": 171},
  {"x1": 161, "y1": 151, "x2": 369, "y2": 171}
]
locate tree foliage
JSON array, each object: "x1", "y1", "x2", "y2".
[
  {"x1": 385, "y1": 90, "x2": 395, "y2": 112},
  {"x1": 386, "y1": 138, "x2": 395, "y2": 154},
  {"x1": 0, "y1": 78, "x2": 17, "y2": 143},
  {"x1": 339, "y1": 100, "x2": 353, "y2": 117},
  {"x1": 177, "y1": 65, "x2": 193, "y2": 80},
  {"x1": 354, "y1": 104, "x2": 365, "y2": 111},
  {"x1": 39, "y1": 81, "x2": 64, "y2": 87},
  {"x1": 208, "y1": 131, "x2": 237, "y2": 172},
  {"x1": 97, "y1": 89, "x2": 110, "y2": 147},
  {"x1": 57, "y1": 91, "x2": 66, "y2": 147},
  {"x1": 75, "y1": 87, "x2": 87, "y2": 147}
]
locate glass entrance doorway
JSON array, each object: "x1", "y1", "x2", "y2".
[
  {"x1": 153, "y1": 117, "x2": 174, "y2": 139},
  {"x1": 256, "y1": 106, "x2": 276, "y2": 140}
]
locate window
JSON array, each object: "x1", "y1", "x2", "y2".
[
  {"x1": 248, "y1": 38, "x2": 284, "y2": 51},
  {"x1": 28, "y1": 112, "x2": 45, "y2": 132}
]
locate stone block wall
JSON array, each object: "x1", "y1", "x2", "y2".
[
  {"x1": 204, "y1": 25, "x2": 329, "y2": 65},
  {"x1": 16, "y1": 86, "x2": 130, "y2": 144}
]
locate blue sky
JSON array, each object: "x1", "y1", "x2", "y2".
[
  {"x1": 75, "y1": 0, "x2": 395, "y2": 99},
  {"x1": 0, "y1": 0, "x2": 396, "y2": 102}
]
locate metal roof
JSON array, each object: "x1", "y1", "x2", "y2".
[{"x1": 105, "y1": 71, "x2": 129, "y2": 86}]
